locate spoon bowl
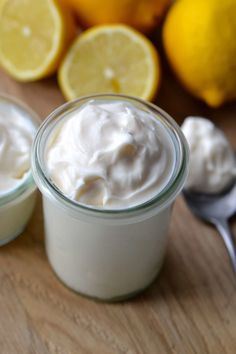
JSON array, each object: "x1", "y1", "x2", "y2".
[
  {"x1": 183, "y1": 182, "x2": 236, "y2": 222},
  {"x1": 183, "y1": 181, "x2": 236, "y2": 274}
]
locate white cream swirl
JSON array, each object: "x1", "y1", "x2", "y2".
[
  {"x1": 0, "y1": 102, "x2": 35, "y2": 195},
  {"x1": 45, "y1": 101, "x2": 175, "y2": 208},
  {"x1": 182, "y1": 116, "x2": 236, "y2": 193}
]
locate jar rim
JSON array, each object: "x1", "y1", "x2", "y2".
[
  {"x1": 31, "y1": 94, "x2": 189, "y2": 217},
  {"x1": 0, "y1": 94, "x2": 40, "y2": 207}
]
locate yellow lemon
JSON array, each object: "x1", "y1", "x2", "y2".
[
  {"x1": 65, "y1": 0, "x2": 170, "y2": 34},
  {"x1": 0, "y1": 0, "x2": 76, "y2": 81},
  {"x1": 163, "y1": 0, "x2": 236, "y2": 107},
  {"x1": 58, "y1": 25, "x2": 160, "y2": 101}
]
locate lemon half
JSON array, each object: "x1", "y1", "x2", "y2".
[
  {"x1": 58, "y1": 25, "x2": 160, "y2": 101},
  {"x1": 0, "y1": 0, "x2": 76, "y2": 81}
]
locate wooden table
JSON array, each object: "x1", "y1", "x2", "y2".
[{"x1": 0, "y1": 55, "x2": 236, "y2": 354}]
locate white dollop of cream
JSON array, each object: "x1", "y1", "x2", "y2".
[
  {"x1": 182, "y1": 116, "x2": 236, "y2": 193},
  {"x1": 45, "y1": 101, "x2": 175, "y2": 209},
  {"x1": 0, "y1": 102, "x2": 35, "y2": 195}
]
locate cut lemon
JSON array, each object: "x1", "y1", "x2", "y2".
[
  {"x1": 58, "y1": 25, "x2": 160, "y2": 101},
  {"x1": 0, "y1": 0, "x2": 76, "y2": 81}
]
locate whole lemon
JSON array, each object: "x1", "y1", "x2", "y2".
[
  {"x1": 66, "y1": 0, "x2": 170, "y2": 34},
  {"x1": 163, "y1": 0, "x2": 236, "y2": 107}
]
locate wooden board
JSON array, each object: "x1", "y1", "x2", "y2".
[{"x1": 0, "y1": 54, "x2": 236, "y2": 354}]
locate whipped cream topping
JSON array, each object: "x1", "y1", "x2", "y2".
[
  {"x1": 182, "y1": 116, "x2": 236, "y2": 193},
  {"x1": 45, "y1": 100, "x2": 175, "y2": 208},
  {"x1": 0, "y1": 101, "x2": 36, "y2": 195}
]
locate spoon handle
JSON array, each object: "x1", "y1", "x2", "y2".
[{"x1": 213, "y1": 218, "x2": 236, "y2": 274}]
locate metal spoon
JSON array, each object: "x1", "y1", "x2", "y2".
[{"x1": 183, "y1": 182, "x2": 236, "y2": 273}]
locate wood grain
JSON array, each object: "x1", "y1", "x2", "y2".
[{"x1": 0, "y1": 50, "x2": 236, "y2": 354}]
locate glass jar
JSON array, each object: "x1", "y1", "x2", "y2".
[
  {"x1": 31, "y1": 94, "x2": 189, "y2": 301},
  {"x1": 0, "y1": 95, "x2": 39, "y2": 245}
]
